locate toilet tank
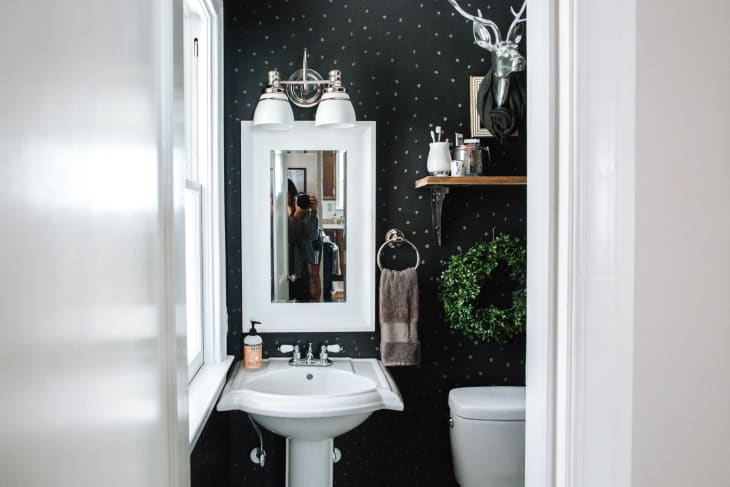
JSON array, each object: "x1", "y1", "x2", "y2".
[{"x1": 448, "y1": 386, "x2": 525, "y2": 487}]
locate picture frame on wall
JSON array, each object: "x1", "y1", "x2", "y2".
[
  {"x1": 469, "y1": 76, "x2": 493, "y2": 138},
  {"x1": 287, "y1": 168, "x2": 307, "y2": 194}
]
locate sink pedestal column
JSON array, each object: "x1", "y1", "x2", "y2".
[{"x1": 286, "y1": 438, "x2": 334, "y2": 487}]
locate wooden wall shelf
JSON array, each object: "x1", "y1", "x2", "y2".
[
  {"x1": 414, "y1": 175, "x2": 527, "y2": 246},
  {"x1": 414, "y1": 175, "x2": 527, "y2": 188}
]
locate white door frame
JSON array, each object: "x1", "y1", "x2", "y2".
[{"x1": 525, "y1": 0, "x2": 637, "y2": 486}]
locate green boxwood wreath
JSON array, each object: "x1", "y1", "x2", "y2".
[{"x1": 438, "y1": 235, "x2": 526, "y2": 344}]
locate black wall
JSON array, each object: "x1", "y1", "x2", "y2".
[{"x1": 192, "y1": 1, "x2": 526, "y2": 486}]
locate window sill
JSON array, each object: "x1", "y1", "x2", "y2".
[{"x1": 188, "y1": 355, "x2": 234, "y2": 450}]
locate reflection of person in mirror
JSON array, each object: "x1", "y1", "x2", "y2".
[{"x1": 287, "y1": 179, "x2": 320, "y2": 302}]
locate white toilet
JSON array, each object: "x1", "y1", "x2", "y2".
[{"x1": 448, "y1": 386, "x2": 526, "y2": 487}]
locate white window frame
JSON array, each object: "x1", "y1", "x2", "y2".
[
  {"x1": 185, "y1": 180, "x2": 204, "y2": 378},
  {"x1": 183, "y1": 0, "x2": 231, "y2": 450}
]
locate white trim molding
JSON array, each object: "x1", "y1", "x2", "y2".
[
  {"x1": 188, "y1": 355, "x2": 234, "y2": 448},
  {"x1": 198, "y1": 0, "x2": 228, "y2": 365},
  {"x1": 526, "y1": 1, "x2": 636, "y2": 486},
  {"x1": 525, "y1": 0, "x2": 559, "y2": 485},
  {"x1": 184, "y1": 0, "x2": 233, "y2": 449},
  {"x1": 556, "y1": 0, "x2": 636, "y2": 485},
  {"x1": 159, "y1": 0, "x2": 191, "y2": 484}
]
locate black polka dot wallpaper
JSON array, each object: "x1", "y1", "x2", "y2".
[{"x1": 192, "y1": 1, "x2": 527, "y2": 486}]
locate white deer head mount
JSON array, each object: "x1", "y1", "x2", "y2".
[{"x1": 448, "y1": 0, "x2": 527, "y2": 108}]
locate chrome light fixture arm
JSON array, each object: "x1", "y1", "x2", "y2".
[
  {"x1": 263, "y1": 69, "x2": 286, "y2": 94},
  {"x1": 263, "y1": 49, "x2": 349, "y2": 107}
]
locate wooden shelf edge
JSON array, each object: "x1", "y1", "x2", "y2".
[{"x1": 414, "y1": 175, "x2": 527, "y2": 189}]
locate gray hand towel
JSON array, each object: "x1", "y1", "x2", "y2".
[{"x1": 379, "y1": 267, "x2": 421, "y2": 366}]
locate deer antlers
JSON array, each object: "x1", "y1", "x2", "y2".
[
  {"x1": 506, "y1": 2, "x2": 527, "y2": 43},
  {"x1": 448, "y1": 0, "x2": 527, "y2": 49}
]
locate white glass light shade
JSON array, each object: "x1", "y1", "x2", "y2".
[
  {"x1": 253, "y1": 92, "x2": 294, "y2": 131},
  {"x1": 314, "y1": 92, "x2": 356, "y2": 129}
]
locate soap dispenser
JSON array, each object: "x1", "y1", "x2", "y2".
[{"x1": 243, "y1": 320, "x2": 263, "y2": 370}]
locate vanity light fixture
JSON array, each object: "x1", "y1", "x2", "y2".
[
  {"x1": 252, "y1": 49, "x2": 356, "y2": 130},
  {"x1": 314, "y1": 69, "x2": 356, "y2": 129},
  {"x1": 252, "y1": 70, "x2": 294, "y2": 131}
]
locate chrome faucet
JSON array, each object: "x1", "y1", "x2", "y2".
[
  {"x1": 304, "y1": 342, "x2": 315, "y2": 365},
  {"x1": 279, "y1": 342, "x2": 343, "y2": 367}
]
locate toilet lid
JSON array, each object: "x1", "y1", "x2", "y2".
[{"x1": 448, "y1": 386, "x2": 525, "y2": 421}]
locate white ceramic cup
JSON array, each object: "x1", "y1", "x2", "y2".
[
  {"x1": 451, "y1": 159, "x2": 465, "y2": 176},
  {"x1": 426, "y1": 142, "x2": 451, "y2": 176}
]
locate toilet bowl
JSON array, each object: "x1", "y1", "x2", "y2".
[{"x1": 448, "y1": 386, "x2": 525, "y2": 487}]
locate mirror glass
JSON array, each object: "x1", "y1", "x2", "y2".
[{"x1": 270, "y1": 150, "x2": 347, "y2": 303}]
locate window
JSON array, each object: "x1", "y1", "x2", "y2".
[
  {"x1": 183, "y1": 0, "x2": 231, "y2": 448},
  {"x1": 184, "y1": 17, "x2": 205, "y2": 381}
]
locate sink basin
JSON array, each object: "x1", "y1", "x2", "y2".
[
  {"x1": 217, "y1": 357, "x2": 403, "y2": 437},
  {"x1": 217, "y1": 357, "x2": 403, "y2": 487},
  {"x1": 246, "y1": 367, "x2": 376, "y2": 396}
]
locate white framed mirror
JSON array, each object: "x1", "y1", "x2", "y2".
[{"x1": 241, "y1": 121, "x2": 376, "y2": 332}]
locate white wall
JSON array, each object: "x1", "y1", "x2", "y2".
[
  {"x1": 0, "y1": 1, "x2": 189, "y2": 486},
  {"x1": 633, "y1": 0, "x2": 730, "y2": 485}
]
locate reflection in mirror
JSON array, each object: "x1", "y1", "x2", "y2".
[{"x1": 270, "y1": 150, "x2": 347, "y2": 303}]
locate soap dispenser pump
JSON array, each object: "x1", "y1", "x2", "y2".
[{"x1": 243, "y1": 320, "x2": 263, "y2": 370}]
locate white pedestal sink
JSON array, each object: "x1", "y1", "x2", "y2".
[{"x1": 217, "y1": 358, "x2": 403, "y2": 487}]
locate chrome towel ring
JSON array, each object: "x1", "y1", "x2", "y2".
[{"x1": 377, "y1": 229, "x2": 420, "y2": 270}]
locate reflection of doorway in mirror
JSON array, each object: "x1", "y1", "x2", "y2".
[
  {"x1": 320, "y1": 151, "x2": 347, "y2": 225},
  {"x1": 319, "y1": 151, "x2": 346, "y2": 303}
]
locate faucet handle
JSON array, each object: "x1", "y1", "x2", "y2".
[
  {"x1": 318, "y1": 344, "x2": 343, "y2": 364},
  {"x1": 279, "y1": 344, "x2": 301, "y2": 360}
]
